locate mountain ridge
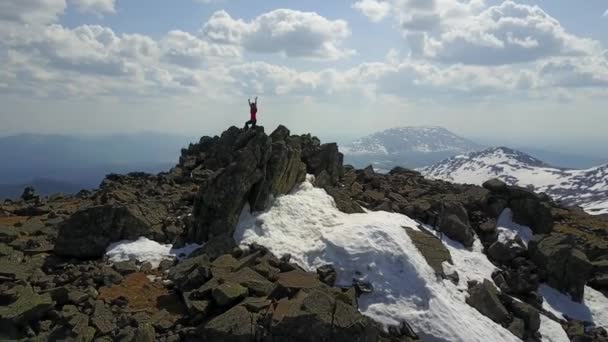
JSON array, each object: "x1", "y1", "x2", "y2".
[
  {"x1": 341, "y1": 126, "x2": 484, "y2": 170},
  {"x1": 421, "y1": 146, "x2": 608, "y2": 215}
]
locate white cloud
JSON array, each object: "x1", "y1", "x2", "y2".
[
  {"x1": 365, "y1": 0, "x2": 602, "y2": 66},
  {"x1": 68, "y1": 0, "x2": 115, "y2": 15},
  {"x1": 352, "y1": 0, "x2": 391, "y2": 22},
  {"x1": 603, "y1": 9, "x2": 608, "y2": 17},
  {"x1": 539, "y1": 56, "x2": 608, "y2": 88},
  {"x1": 1, "y1": 1, "x2": 606, "y2": 102},
  {"x1": 160, "y1": 30, "x2": 240, "y2": 68},
  {"x1": 201, "y1": 9, "x2": 354, "y2": 60},
  {"x1": 0, "y1": 0, "x2": 66, "y2": 24},
  {"x1": 415, "y1": 1, "x2": 601, "y2": 65}
]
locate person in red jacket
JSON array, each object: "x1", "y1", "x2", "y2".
[{"x1": 245, "y1": 97, "x2": 258, "y2": 129}]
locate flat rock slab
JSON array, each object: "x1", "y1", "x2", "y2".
[
  {"x1": 404, "y1": 227, "x2": 452, "y2": 276},
  {"x1": 277, "y1": 270, "x2": 323, "y2": 289}
]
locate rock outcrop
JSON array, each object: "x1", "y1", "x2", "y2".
[{"x1": 186, "y1": 126, "x2": 343, "y2": 243}]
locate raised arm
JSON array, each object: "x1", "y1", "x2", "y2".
[
  {"x1": 255, "y1": 96, "x2": 258, "y2": 105},
  {"x1": 248, "y1": 98, "x2": 251, "y2": 105}
]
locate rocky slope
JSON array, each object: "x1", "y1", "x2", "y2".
[
  {"x1": 341, "y1": 126, "x2": 483, "y2": 170},
  {"x1": 421, "y1": 147, "x2": 608, "y2": 216},
  {"x1": 1, "y1": 125, "x2": 607, "y2": 342}
]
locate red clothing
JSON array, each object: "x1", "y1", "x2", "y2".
[{"x1": 250, "y1": 105, "x2": 257, "y2": 121}]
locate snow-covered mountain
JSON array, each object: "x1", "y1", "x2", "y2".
[
  {"x1": 341, "y1": 126, "x2": 483, "y2": 170},
  {"x1": 421, "y1": 147, "x2": 608, "y2": 215}
]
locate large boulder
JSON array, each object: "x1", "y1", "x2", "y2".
[
  {"x1": 466, "y1": 280, "x2": 511, "y2": 325},
  {"x1": 189, "y1": 127, "x2": 272, "y2": 242},
  {"x1": 509, "y1": 197, "x2": 553, "y2": 234},
  {"x1": 198, "y1": 305, "x2": 257, "y2": 342},
  {"x1": 436, "y1": 201, "x2": 475, "y2": 247},
  {"x1": 483, "y1": 181, "x2": 554, "y2": 234},
  {"x1": 270, "y1": 289, "x2": 379, "y2": 342},
  {"x1": 529, "y1": 234, "x2": 592, "y2": 302},
  {"x1": 301, "y1": 137, "x2": 344, "y2": 187},
  {"x1": 54, "y1": 203, "x2": 169, "y2": 258},
  {"x1": 0, "y1": 285, "x2": 53, "y2": 326}
]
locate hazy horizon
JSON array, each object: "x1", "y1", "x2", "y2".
[{"x1": 1, "y1": 0, "x2": 607, "y2": 158}]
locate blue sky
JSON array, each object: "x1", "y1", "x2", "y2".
[{"x1": 1, "y1": 0, "x2": 607, "y2": 156}]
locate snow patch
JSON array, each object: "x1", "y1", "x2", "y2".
[
  {"x1": 441, "y1": 235, "x2": 498, "y2": 287},
  {"x1": 496, "y1": 209, "x2": 534, "y2": 246},
  {"x1": 539, "y1": 284, "x2": 608, "y2": 329},
  {"x1": 105, "y1": 237, "x2": 201, "y2": 268},
  {"x1": 539, "y1": 314, "x2": 569, "y2": 342},
  {"x1": 235, "y1": 177, "x2": 520, "y2": 342}
]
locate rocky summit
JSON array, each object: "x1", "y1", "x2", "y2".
[{"x1": 1, "y1": 125, "x2": 607, "y2": 342}]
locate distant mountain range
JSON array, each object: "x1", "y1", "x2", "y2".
[
  {"x1": 341, "y1": 126, "x2": 484, "y2": 170},
  {"x1": 0, "y1": 133, "x2": 194, "y2": 199},
  {"x1": 0, "y1": 179, "x2": 84, "y2": 200},
  {"x1": 421, "y1": 147, "x2": 608, "y2": 216}
]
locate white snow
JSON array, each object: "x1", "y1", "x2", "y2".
[
  {"x1": 496, "y1": 209, "x2": 534, "y2": 246},
  {"x1": 539, "y1": 314, "x2": 569, "y2": 342},
  {"x1": 539, "y1": 284, "x2": 608, "y2": 329},
  {"x1": 235, "y1": 176, "x2": 520, "y2": 342},
  {"x1": 105, "y1": 237, "x2": 201, "y2": 268},
  {"x1": 441, "y1": 235, "x2": 498, "y2": 287}
]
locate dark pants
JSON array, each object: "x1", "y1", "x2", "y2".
[{"x1": 245, "y1": 119, "x2": 257, "y2": 129}]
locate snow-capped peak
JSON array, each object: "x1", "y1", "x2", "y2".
[
  {"x1": 421, "y1": 147, "x2": 608, "y2": 215},
  {"x1": 342, "y1": 126, "x2": 483, "y2": 155}
]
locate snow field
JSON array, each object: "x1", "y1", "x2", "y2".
[{"x1": 234, "y1": 176, "x2": 521, "y2": 342}]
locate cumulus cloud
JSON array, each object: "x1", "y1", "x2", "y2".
[
  {"x1": 201, "y1": 9, "x2": 354, "y2": 60},
  {"x1": 0, "y1": 0, "x2": 66, "y2": 25},
  {"x1": 160, "y1": 30, "x2": 240, "y2": 68},
  {"x1": 415, "y1": 1, "x2": 601, "y2": 65},
  {"x1": 364, "y1": 0, "x2": 602, "y2": 66},
  {"x1": 1, "y1": 1, "x2": 606, "y2": 101},
  {"x1": 68, "y1": 0, "x2": 116, "y2": 15},
  {"x1": 539, "y1": 56, "x2": 608, "y2": 88},
  {"x1": 352, "y1": 0, "x2": 391, "y2": 22}
]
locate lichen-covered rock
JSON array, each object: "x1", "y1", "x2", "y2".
[
  {"x1": 405, "y1": 227, "x2": 452, "y2": 276},
  {"x1": 212, "y1": 282, "x2": 248, "y2": 307},
  {"x1": 0, "y1": 285, "x2": 53, "y2": 325},
  {"x1": 198, "y1": 305, "x2": 257, "y2": 342}
]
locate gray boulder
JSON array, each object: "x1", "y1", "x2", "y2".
[
  {"x1": 437, "y1": 201, "x2": 475, "y2": 247},
  {"x1": 270, "y1": 289, "x2": 379, "y2": 342},
  {"x1": 198, "y1": 305, "x2": 257, "y2": 342},
  {"x1": 212, "y1": 282, "x2": 248, "y2": 307},
  {"x1": 487, "y1": 239, "x2": 526, "y2": 264},
  {"x1": 510, "y1": 197, "x2": 553, "y2": 234},
  {"x1": 0, "y1": 285, "x2": 53, "y2": 325},
  {"x1": 189, "y1": 128, "x2": 272, "y2": 243},
  {"x1": 54, "y1": 203, "x2": 169, "y2": 258},
  {"x1": 466, "y1": 280, "x2": 511, "y2": 325},
  {"x1": 529, "y1": 234, "x2": 592, "y2": 302}
]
